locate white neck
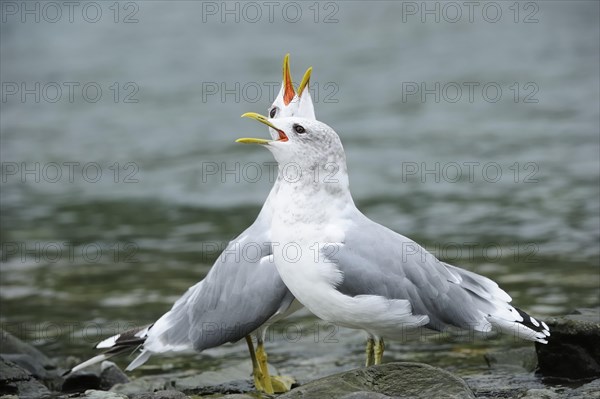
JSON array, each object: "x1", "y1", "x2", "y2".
[{"x1": 271, "y1": 160, "x2": 355, "y2": 224}]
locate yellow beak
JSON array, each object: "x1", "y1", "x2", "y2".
[
  {"x1": 297, "y1": 67, "x2": 312, "y2": 97},
  {"x1": 236, "y1": 112, "x2": 288, "y2": 144},
  {"x1": 235, "y1": 137, "x2": 272, "y2": 145}
]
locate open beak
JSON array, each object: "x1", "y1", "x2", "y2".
[
  {"x1": 297, "y1": 66, "x2": 312, "y2": 97},
  {"x1": 236, "y1": 112, "x2": 288, "y2": 144},
  {"x1": 282, "y1": 53, "x2": 295, "y2": 105}
]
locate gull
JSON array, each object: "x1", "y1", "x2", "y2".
[
  {"x1": 236, "y1": 114, "x2": 551, "y2": 366},
  {"x1": 65, "y1": 55, "x2": 314, "y2": 394}
]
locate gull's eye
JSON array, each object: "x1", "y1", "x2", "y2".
[
  {"x1": 269, "y1": 107, "x2": 278, "y2": 118},
  {"x1": 293, "y1": 124, "x2": 306, "y2": 134}
]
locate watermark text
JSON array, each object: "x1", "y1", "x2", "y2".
[
  {"x1": 2, "y1": 162, "x2": 140, "y2": 184},
  {"x1": 2, "y1": 82, "x2": 139, "y2": 104},
  {"x1": 1, "y1": 1, "x2": 139, "y2": 23}
]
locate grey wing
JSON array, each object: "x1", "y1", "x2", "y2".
[
  {"x1": 332, "y1": 214, "x2": 514, "y2": 333},
  {"x1": 142, "y1": 222, "x2": 294, "y2": 354}
]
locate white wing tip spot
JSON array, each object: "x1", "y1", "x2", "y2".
[
  {"x1": 96, "y1": 334, "x2": 119, "y2": 349},
  {"x1": 530, "y1": 316, "x2": 540, "y2": 327}
]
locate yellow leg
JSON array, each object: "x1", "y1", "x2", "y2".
[
  {"x1": 374, "y1": 338, "x2": 385, "y2": 365},
  {"x1": 255, "y1": 338, "x2": 295, "y2": 393},
  {"x1": 270, "y1": 375, "x2": 295, "y2": 393},
  {"x1": 365, "y1": 337, "x2": 375, "y2": 367},
  {"x1": 245, "y1": 336, "x2": 273, "y2": 394},
  {"x1": 255, "y1": 339, "x2": 275, "y2": 394}
]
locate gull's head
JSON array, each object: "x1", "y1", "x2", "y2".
[
  {"x1": 268, "y1": 54, "x2": 295, "y2": 123},
  {"x1": 237, "y1": 113, "x2": 345, "y2": 170},
  {"x1": 267, "y1": 55, "x2": 316, "y2": 139}
]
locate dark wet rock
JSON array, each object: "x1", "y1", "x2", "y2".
[
  {"x1": 279, "y1": 362, "x2": 475, "y2": 399},
  {"x1": 536, "y1": 308, "x2": 600, "y2": 381},
  {"x1": 0, "y1": 329, "x2": 64, "y2": 393},
  {"x1": 111, "y1": 373, "x2": 253, "y2": 397},
  {"x1": 129, "y1": 390, "x2": 190, "y2": 399},
  {"x1": 62, "y1": 370, "x2": 101, "y2": 393},
  {"x1": 99, "y1": 361, "x2": 129, "y2": 390},
  {"x1": 167, "y1": 362, "x2": 255, "y2": 395},
  {"x1": 0, "y1": 329, "x2": 56, "y2": 383},
  {"x1": 1, "y1": 353, "x2": 49, "y2": 379},
  {"x1": 178, "y1": 379, "x2": 255, "y2": 396},
  {"x1": 111, "y1": 361, "x2": 256, "y2": 396},
  {"x1": 0, "y1": 330, "x2": 53, "y2": 369},
  {"x1": 0, "y1": 357, "x2": 52, "y2": 399}
]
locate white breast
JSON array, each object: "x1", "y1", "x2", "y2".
[{"x1": 270, "y1": 191, "x2": 428, "y2": 337}]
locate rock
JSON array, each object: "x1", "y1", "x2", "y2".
[
  {"x1": 1, "y1": 354, "x2": 48, "y2": 379},
  {"x1": 110, "y1": 374, "x2": 169, "y2": 396},
  {"x1": 99, "y1": 361, "x2": 129, "y2": 390},
  {"x1": 61, "y1": 371, "x2": 101, "y2": 393},
  {"x1": 129, "y1": 390, "x2": 190, "y2": 399},
  {"x1": 0, "y1": 357, "x2": 52, "y2": 399},
  {"x1": 536, "y1": 308, "x2": 600, "y2": 381},
  {"x1": 518, "y1": 381, "x2": 600, "y2": 399},
  {"x1": 0, "y1": 330, "x2": 56, "y2": 383},
  {"x1": 83, "y1": 389, "x2": 128, "y2": 398},
  {"x1": 520, "y1": 388, "x2": 561, "y2": 399},
  {"x1": 0, "y1": 330, "x2": 53, "y2": 369},
  {"x1": 111, "y1": 361, "x2": 258, "y2": 396},
  {"x1": 178, "y1": 379, "x2": 254, "y2": 396},
  {"x1": 467, "y1": 371, "x2": 597, "y2": 398},
  {"x1": 567, "y1": 378, "x2": 600, "y2": 399},
  {"x1": 464, "y1": 368, "x2": 600, "y2": 398},
  {"x1": 463, "y1": 372, "x2": 545, "y2": 398},
  {"x1": 279, "y1": 362, "x2": 475, "y2": 399},
  {"x1": 0, "y1": 329, "x2": 64, "y2": 393},
  {"x1": 340, "y1": 392, "x2": 394, "y2": 399},
  {"x1": 169, "y1": 361, "x2": 255, "y2": 395}
]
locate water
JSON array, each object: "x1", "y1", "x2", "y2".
[{"x1": 1, "y1": 1, "x2": 598, "y2": 383}]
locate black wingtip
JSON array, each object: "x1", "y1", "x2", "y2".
[{"x1": 515, "y1": 307, "x2": 550, "y2": 340}]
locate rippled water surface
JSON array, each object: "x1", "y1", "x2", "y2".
[{"x1": 1, "y1": 1, "x2": 598, "y2": 383}]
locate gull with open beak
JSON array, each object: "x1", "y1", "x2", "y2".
[
  {"x1": 65, "y1": 55, "x2": 315, "y2": 394},
  {"x1": 237, "y1": 114, "x2": 550, "y2": 367}
]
